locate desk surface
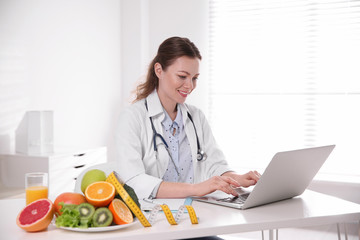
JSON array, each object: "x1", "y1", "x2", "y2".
[{"x1": 1, "y1": 190, "x2": 359, "y2": 240}]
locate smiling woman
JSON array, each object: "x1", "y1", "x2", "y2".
[
  {"x1": 114, "y1": 36, "x2": 260, "y2": 201},
  {"x1": 155, "y1": 56, "x2": 200, "y2": 120},
  {"x1": 133, "y1": 37, "x2": 202, "y2": 103}
]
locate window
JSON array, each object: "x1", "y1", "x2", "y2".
[{"x1": 209, "y1": 0, "x2": 360, "y2": 176}]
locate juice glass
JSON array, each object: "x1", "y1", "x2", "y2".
[{"x1": 25, "y1": 172, "x2": 48, "y2": 205}]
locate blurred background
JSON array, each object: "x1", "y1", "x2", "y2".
[
  {"x1": 1, "y1": 0, "x2": 359, "y2": 181},
  {"x1": 0, "y1": 0, "x2": 209, "y2": 163}
]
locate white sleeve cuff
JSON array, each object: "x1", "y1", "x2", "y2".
[{"x1": 125, "y1": 173, "x2": 163, "y2": 200}]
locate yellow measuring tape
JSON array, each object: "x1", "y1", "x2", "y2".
[{"x1": 106, "y1": 171, "x2": 198, "y2": 227}]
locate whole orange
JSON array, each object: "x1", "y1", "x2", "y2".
[{"x1": 54, "y1": 192, "x2": 86, "y2": 215}]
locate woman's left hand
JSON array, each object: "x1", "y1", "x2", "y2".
[{"x1": 222, "y1": 171, "x2": 261, "y2": 188}]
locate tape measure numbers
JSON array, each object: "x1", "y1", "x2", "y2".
[
  {"x1": 160, "y1": 205, "x2": 177, "y2": 225},
  {"x1": 106, "y1": 171, "x2": 198, "y2": 227}
]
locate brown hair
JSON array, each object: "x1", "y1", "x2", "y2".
[{"x1": 133, "y1": 37, "x2": 202, "y2": 102}]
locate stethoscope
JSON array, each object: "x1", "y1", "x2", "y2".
[{"x1": 145, "y1": 100, "x2": 207, "y2": 174}]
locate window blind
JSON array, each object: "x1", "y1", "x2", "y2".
[{"x1": 208, "y1": 0, "x2": 360, "y2": 176}]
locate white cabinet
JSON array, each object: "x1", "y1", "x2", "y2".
[{"x1": 0, "y1": 147, "x2": 107, "y2": 197}]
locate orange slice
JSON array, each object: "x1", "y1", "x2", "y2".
[
  {"x1": 85, "y1": 181, "x2": 115, "y2": 207},
  {"x1": 108, "y1": 198, "x2": 133, "y2": 225}
]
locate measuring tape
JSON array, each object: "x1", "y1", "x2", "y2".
[{"x1": 106, "y1": 171, "x2": 198, "y2": 227}]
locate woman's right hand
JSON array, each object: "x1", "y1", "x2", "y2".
[{"x1": 192, "y1": 175, "x2": 241, "y2": 197}]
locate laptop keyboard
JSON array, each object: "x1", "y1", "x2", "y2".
[{"x1": 217, "y1": 193, "x2": 250, "y2": 204}]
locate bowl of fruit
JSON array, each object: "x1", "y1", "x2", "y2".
[{"x1": 16, "y1": 169, "x2": 140, "y2": 233}]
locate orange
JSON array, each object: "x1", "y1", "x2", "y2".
[
  {"x1": 108, "y1": 198, "x2": 133, "y2": 225},
  {"x1": 16, "y1": 198, "x2": 54, "y2": 232},
  {"x1": 85, "y1": 181, "x2": 115, "y2": 207}
]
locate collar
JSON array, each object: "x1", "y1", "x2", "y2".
[
  {"x1": 145, "y1": 90, "x2": 190, "y2": 124},
  {"x1": 162, "y1": 104, "x2": 183, "y2": 131},
  {"x1": 146, "y1": 90, "x2": 164, "y2": 118}
]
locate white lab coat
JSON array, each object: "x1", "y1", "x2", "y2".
[{"x1": 114, "y1": 90, "x2": 231, "y2": 199}]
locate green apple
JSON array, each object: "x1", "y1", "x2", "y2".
[{"x1": 81, "y1": 169, "x2": 106, "y2": 193}]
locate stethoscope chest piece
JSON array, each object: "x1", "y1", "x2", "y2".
[{"x1": 197, "y1": 150, "x2": 207, "y2": 161}]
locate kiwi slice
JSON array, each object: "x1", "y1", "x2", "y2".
[
  {"x1": 77, "y1": 203, "x2": 95, "y2": 220},
  {"x1": 92, "y1": 207, "x2": 113, "y2": 227}
]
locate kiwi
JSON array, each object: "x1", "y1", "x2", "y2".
[
  {"x1": 77, "y1": 203, "x2": 95, "y2": 220},
  {"x1": 92, "y1": 207, "x2": 113, "y2": 227}
]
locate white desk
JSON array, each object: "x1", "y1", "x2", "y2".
[{"x1": 1, "y1": 190, "x2": 359, "y2": 240}]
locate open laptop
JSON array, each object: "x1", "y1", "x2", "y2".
[{"x1": 194, "y1": 145, "x2": 335, "y2": 210}]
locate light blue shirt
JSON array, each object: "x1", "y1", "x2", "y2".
[{"x1": 161, "y1": 105, "x2": 194, "y2": 183}]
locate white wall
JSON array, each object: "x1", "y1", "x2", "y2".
[
  {"x1": 0, "y1": 0, "x2": 209, "y2": 162},
  {"x1": 0, "y1": 0, "x2": 122, "y2": 161}
]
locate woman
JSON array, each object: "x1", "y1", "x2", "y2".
[{"x1": 115, "y1": 36, "x2": 260, "y2": 200}]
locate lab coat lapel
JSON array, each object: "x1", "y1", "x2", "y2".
[
  {"x1": 146, "y1": 90, "x2": 164, "y2": 118},
  {"x1": 146, "y1": 91, "x2": 168, "y2": 177}
]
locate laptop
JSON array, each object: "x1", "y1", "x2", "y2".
[{"x1": 194, "y1": 145, "x2": 335, "y2": 210}]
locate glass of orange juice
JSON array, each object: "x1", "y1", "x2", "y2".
[{"x1": 25, "y1": 172, "x2": 48, "y2": 205}]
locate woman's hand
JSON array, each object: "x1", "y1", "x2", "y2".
[
  {"x1": 192, "y1": 175, "x2": 242, "y2": 197},
  {"x1": 222, "y1": 171, "x2": 261, "y2": 188}
]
